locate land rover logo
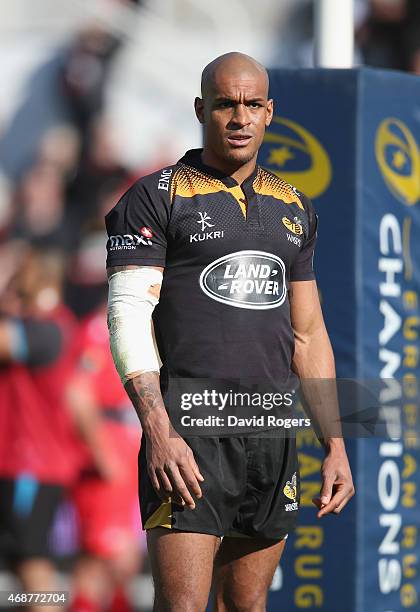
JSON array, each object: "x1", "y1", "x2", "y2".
[{"x1": 199, "y1": 250, "x2": 286, "y2": 310}]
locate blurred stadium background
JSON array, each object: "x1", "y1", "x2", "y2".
[{"x1": 0, "y1": 0, "x2": 419, "y2": 610}]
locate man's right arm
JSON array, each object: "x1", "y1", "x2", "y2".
[{"x1": 107, "y1": 264, "x2": 204, "y2": 509}]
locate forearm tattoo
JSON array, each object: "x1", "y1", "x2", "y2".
[{"x1": 124, "y1": 371, "x2": 165, "y2": 424}]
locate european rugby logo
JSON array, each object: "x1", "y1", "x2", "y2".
[
  {"x1": 199, "y1": 250, "x2": 286, "y2": 310},
  {"x1": 264, "y1": 116, "x2": 332, "y2": 199},
  {"x1": 375, "y1": 118, "x2": 420, "y2": 206}
]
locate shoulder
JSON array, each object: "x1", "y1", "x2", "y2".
[
  {"x1": 256, "y1": 166, "x2": 316, "y2": 219},
  {"x1": 256, "y1": 166, "x2": 317, "y2": 239},
  {"x1": 255, "y1": 166, "x2": 306, "y2": 208},
  {"x1": 105, "y1": 163, "x2": 180, "y2": 227},
  {"x1": 131, "y1": 164, "x2": 179, "y2": 193},
  {"x1": 125, "y1": 163, "x2": 179, "y2": 199}
]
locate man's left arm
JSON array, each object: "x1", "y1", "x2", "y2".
[{"x1": 290, "y1": 279, "x2": 355, "y2": 518}]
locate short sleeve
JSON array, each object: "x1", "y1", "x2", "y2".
[
  {"x1": 289, "y1": 194, "x2": 318, "y2": 281},
  {"x1": 105, "y1": 171, "x2": 171, "y2": 268}
]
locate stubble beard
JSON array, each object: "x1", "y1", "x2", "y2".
[{"x1": 220, "y1": 145, "x2": 258, "y2": 169}]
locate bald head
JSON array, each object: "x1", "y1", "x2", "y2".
[
  {"x1": 201, "y1": 52, "x2": 269, "y2": 99},
  {"x1": 195, "y1": 52, "x2": 273, "y2": 175}
]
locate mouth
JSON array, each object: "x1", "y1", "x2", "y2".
[{"x1": 226, "y1": 134, "x2": 253, "y2": 148}]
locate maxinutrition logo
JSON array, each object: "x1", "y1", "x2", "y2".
[{"x1": 108, "y1": 233, "x2": 152, "y2": 250}]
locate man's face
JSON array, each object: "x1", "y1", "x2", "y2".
[{"x1": 195, "y1": 68, "x2": 273, "y2": 168}]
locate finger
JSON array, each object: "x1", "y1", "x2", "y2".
[
  {"x1": 156, "y1": 469, "x2": 173, "y2": 498},
  {"x1": 319, "y1": 474, "x2": 335, "y2": 506},
  {"x1": 181, "y1": 463, "x2": 203, "y2": 499},
  {"x1": 152, "y1": 476, "x2": 172, "y2": 504},
  {"x1": 166, "y1": 465, "x2": 196, "y2": 509},
  {"x1": 312, "y1": 497, "x2": 325, "y2": 510},
  {"x1": 188, "y1": 452, "x2": 205, "y2": 482},
  {"x1": 333, "y1": 498, "x2": 349, "y2": 514},
  {"x1": 149, "y1": 466, "x2": 172, "y2": 502},
  {"x1": 318, "y1": 498, "x2": 341, "y2": 517},
  {"x1": 148, "y1": 469, "x2": 161, "y2": 493},
  {"x1": 171, "y1": 495, "x2": 185, "y2": 507},
  {"x1": 333, "y1": 490, "x2": 355, "y2": 514},
  {"x1": 318, "y1": 486, "x2": 349, "y2": 517}
]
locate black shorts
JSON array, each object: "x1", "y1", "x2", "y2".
[
  {"x1": 139, "y1": 434, "x2": 300, "y2": 540},
  {"x1": 0, "y1": 478, "x2": 62, "y2": 562}
]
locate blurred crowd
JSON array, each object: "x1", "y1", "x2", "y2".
[
  {"x1": 280, "y1": 0, "x2": 420, "y2": 71},
  {"x1": 0, "y1": 0, "x2": 419, "y2": 610},
  {"x1": 0, "y1": 20, "x2": 154, "y2": 612},
  {"x1": 358, "y1": 0, "x2": 420, "y2": 73}
]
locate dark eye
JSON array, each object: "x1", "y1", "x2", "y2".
[
  {"x1": 248, "y1": 101, "x2": 262, "y2": 108},
  {"x1": 218, "y1": 100, "x2": 233, "y2": 109}
]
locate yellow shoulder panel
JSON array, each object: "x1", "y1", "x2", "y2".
[
  {"x1": 171, "y1": 165, "x2": 226, "y2": 202},
  {"x1": 254, "y1": 168, "x2": 304, "y2": 210}
]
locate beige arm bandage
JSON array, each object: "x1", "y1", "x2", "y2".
[{"x1": 107, "y1": 267, "x2": 163, "y2": 384}]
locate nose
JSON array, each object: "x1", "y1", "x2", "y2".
[{"x1": 229, "y1": 103, "x2": 250, "y2": 128}]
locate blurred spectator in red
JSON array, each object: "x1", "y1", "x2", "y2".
[
  {"x1": 359, "y1": 0, "x2": 420, "y2": 73},
  {"x1": 0, "y1": 245, "x2": 81, "y2": 602},
  {"x1": 67, "y1": 299, "x2": 143, "y2": 612}
]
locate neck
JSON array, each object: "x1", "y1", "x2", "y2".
[{"x1": 201, "y1": 148, "x2": 257, "y2": 184}]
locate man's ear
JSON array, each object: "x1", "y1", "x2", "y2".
[
  {"x1": 194, "y1": 97, "x2": 205, "y2": 124},
  {"x1": 266, "y1": 98, "x2": 274, "y2": 127}
]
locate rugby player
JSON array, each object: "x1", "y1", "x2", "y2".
[{"x1": 105, "y1": 52, "x2": 354, "y2": 611}]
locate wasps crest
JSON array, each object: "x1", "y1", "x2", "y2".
[{"x1": 283, "y1": 472, "x2": 297, "y2": 502}]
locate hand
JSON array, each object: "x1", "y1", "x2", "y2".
[
  {"x1": 146, "y1": 426, "x2": 204, "y2": 510},
  {"x1": 124, "y1": 373, "x2": 204, "y2": 509},
  {"x1": 312, "y1": 444, "x2": 355, "y2": 518}
]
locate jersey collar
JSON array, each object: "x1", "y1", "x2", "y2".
[{"x1": 178, "y1": 149, "x2": 258, "y2": 190}]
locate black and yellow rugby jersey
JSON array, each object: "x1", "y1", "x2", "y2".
[{"x1": 105, "y1": 148, "x2": 317, "y2": 393}]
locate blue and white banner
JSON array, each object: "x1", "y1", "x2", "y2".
[{"x1": 261, "y1": 68, "x2": 420, "y2": 612}]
